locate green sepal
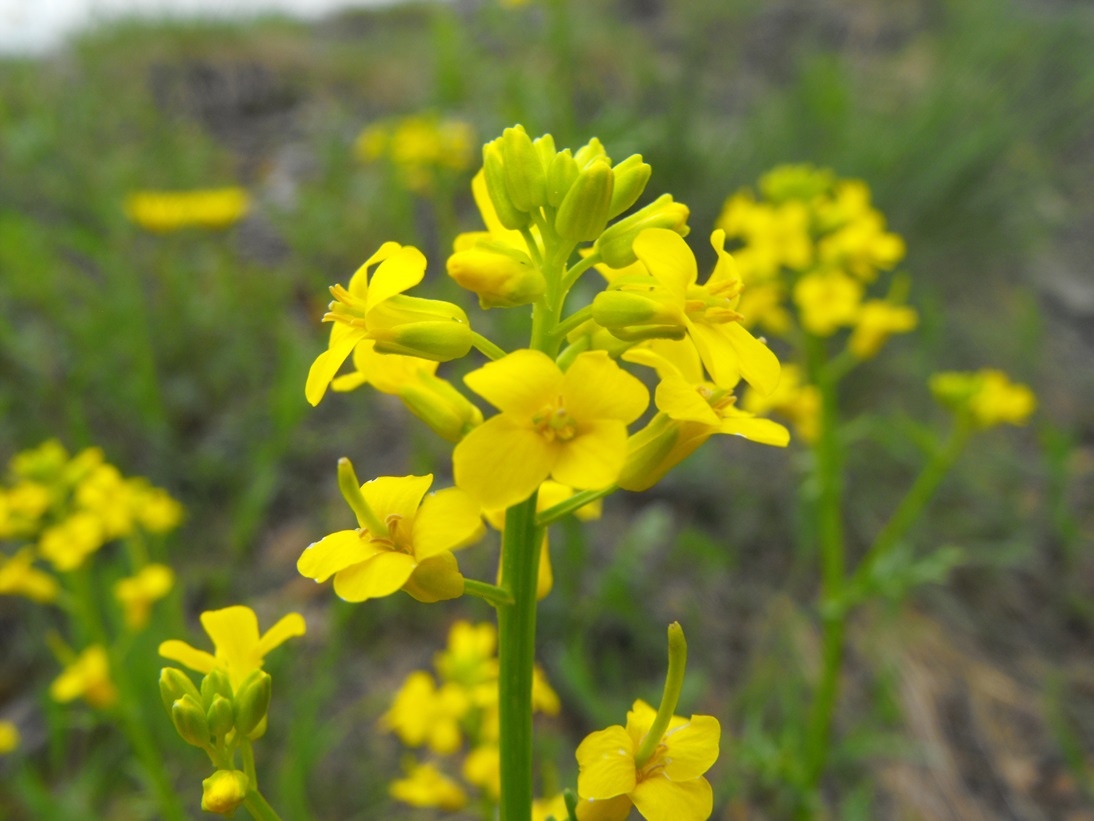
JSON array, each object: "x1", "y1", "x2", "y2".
[
  {"x1": 171, "y1": 693, "x2": 212, "y2": 748},
  {"x1": 233, "y1": 670, "x2": 272, "y2": 738}
]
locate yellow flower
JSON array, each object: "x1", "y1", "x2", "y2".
[
  {"x1": 0, "y1": 481, "x2": 52, "y2": 539},
  {"x1": 75, "y1": 464, "x2": 136, "y2": 539},
  {"x1": 736, "y1": 280, "x2": 792, "y2": 337},
  {"x1": 817, "y1": 206, "x2": 905, "y2": 280},
  {"x1": 630, "y1": 229, "x2": 781, "y2": 393},
  {"x1": 464, "y1": 744, "x2": 502, "y2": 799},
  {"x1": 381, "y1": 670, "x2": 470, "y2": 755},
  {"x1": 50, "y1": 645, "x2": 118, "y2": 709},
  {"x1": 0, "y1": 547, "x2": 59, "y2": 603},
  {"x1": 158, "y1": 605, "x2": 305, "y2": 689},
  {"x1": 454, "y1": 350, "x2": 648, "y2": 509},
  {"x1": 930, "y1": 369, "x2": 1036, "y2": 428},
  {"x1": 201, "y1": 769, "x2": 250, "y2": 815},
  {"x1": 575, "y1": 699, "x2": 719, "y2": 821},
  {"x1": 114, "y1": 564, "x2": 175, "y2": 629},
  {"x1": 131, "y1": 483, "x2": 185, "y2": 533},
  {"x1": 389, "y1": 761, "x2": 467, "y2": 811},
  {"x1": 124, "y1": 188, "x2": 250, "y2": 232},
  {"x1": 435, "y1": 620, "x2": 498, "y2": 689},
  {"x1": 792, "y1": 270, "x2": 863, "y2": 336},
  {"x1": 38, "y1": 512, "x2": 106, "y2": 572},
  {"x1": 534, "y1": 793, "x2": 570, "y2": 821},
  {"x1": 305, "y1": 243, "x2": 472, "y2": 406},
  {"x1": 8, "y1": 439, "x2": 69, "y2": 483},
  {"x1": 355, "y1": 114, "x2": 474, "y2": 193},
  {"x1": 0, "y1": 720, "x2": 19, "y2": 754},
  {"x1": 848, "y1": 300, "x2": 918, "y2": 359},
  {"x1": 297, "y1": 474, "x2": 484, "y2": 603},
  {"x1": 741, "y1": 363, "x2": 821, "y2": 444}
]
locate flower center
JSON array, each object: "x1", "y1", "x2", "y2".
[
  {"x1": 324, "y1": 284, "x2": 368, "y2": 328},
  {"x1": 684, "y1": 281, "x2": 744, "y2": 326},
  {"x1": 358, "y1": 514, "x2": 410, "y2": 553},
  {"x1": 696, "y1": 385, "x2": 738, "y2": 417},
  {"x1": 532, "y1": 399, "x2": 577, "y2": 442},
  {"x1": 636, "y1": 742, "x2": 669, "y2": 782}
]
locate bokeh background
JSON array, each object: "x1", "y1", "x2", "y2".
[{"x1": 2, "y1": 0, "x2": 1093, "y2": 817}]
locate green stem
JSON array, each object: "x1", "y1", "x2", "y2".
[
  {"x1": 519, "y1": 227, "x2": 543, "y2": 267},
  {"x1": 496, "y1": 492, "x2": 541, "y2": 821},
  {"x1": 242, "y1": 740, "x2": 258, "y2": 789},
  {"x1": 634, "y1": 623, "x2": 687, "y2": 766},
  {"x1": 549, "y1": 305, "x2": 594, "y2": 345},
  {"x1": 536, "y1": 486, "x2": 615, "y2": 527},
  {"x1": 243, "y1": 789, "x2": 285, "y2": 821},
  {"x1": 464, "y1": 579, "x2": 516, "y2": 608},
  {"x1": 561, "y1": 251, "x2": 600, "y2": 292},
  {"x1": 471, "y1": 332, "x2": 509, "y2": 362}
]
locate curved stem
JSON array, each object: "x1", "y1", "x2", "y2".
[
  {"x1": 549, "y1": 305, "x2": 594, "y2": 345},
  {"x1": 471, "y1": 332, "x2": 509, "y2": 362},
  {"x1": 536, "y1": 486, "x2": 615, "y2": 527},
  {"x1": 464, "y1": 579, "x2": 515, "y2": 608},
  {"x1": 561, "y1": 251, "x2": 599, "y2": 292},
  {"x1": 635, "y1": 623, "x2": 687, "y2": 767}
]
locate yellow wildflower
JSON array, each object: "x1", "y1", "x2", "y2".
[
  {"x1": 201, "y1": 769, "x2": 250, "y2": 815},
  {"x1": 792, "y1": 269, "x2": 863, "y2": 336},
  {"x1": 50, "y1": 645, "x2": 118, "y2": 709},
  {"x1": 124, "y1": 188, "x2": 249, "y2": 232},
  {"x1": 454, "y1": 350, "x2": 649, "y2": 509},
  {"x1": 158, "y1": 605, "x2": 305, "y2": 689},
  {"x1": 817, "y1": 207, "x2": 905, "y2": 280},
  {"x1": 75, "y1": 464, "x2": 135, "y2": 539},
  {"x1": 381, "y1": 670, "x2": 470, "y2": 755},
  {"x1": 930, "y1": 369, "x2": 1036, "y2": 428},
  {"x1": 355, "y1": 114, "x2": 474, "y2": 193},
  {"x1": 534, "y1": 793, "x2": 570, "y2": 821},
  {"x1": 848, "y1": 300, "x2": 918, "y2": 359},
  {"x1": 131, "y1": 483, "x2": 185, "y2": 533},
  {"x1": 0, "y1": 547, "x2": 59, "y2": 603},
  {"x1": 389, "y1": 761, "x2": 467, "y2": 811},
  {"x1": 8, "y1": 439, "x2": 69, "y2": 483},
  {"x1": 575, "y1": 699, "x2": 719, "y2": 821},
  {"x1": 297, "y1": 473, "x2": 484, "y2": 603},
  {"x1": 0, "y1": 720, "x2": 19, "y2": 754},
  {"x1": 435, "y1": 620, "x2": 498, "y2": 689},
  {"x1": 38, "y1": 512, "x2": 105, "y2": 572},
  {"x1": 114, "y1": 563, "x2": 175, "y2": 629},
  {"x1": 464, "y1": 744, "x2": 501, "y2": 800},
  {"x1": 736, "y1": 280, "x2": 792, "y2": 337},
  {"x1": 0, "y1": 481, "x2": 52, "y2": 539},
  {"x1": 741, "y1": 363, "x2": 821, "y2": 444}
]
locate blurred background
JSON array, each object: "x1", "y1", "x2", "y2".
[{"x1": 1, "y1": 0, "x2": 1093, "y2": 818}]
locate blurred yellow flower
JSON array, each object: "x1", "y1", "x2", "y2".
[
  {"x1": 38, "y1": 512, "x2": 106, "y2": 572},
  {"x1": 131, "y1": 484, "x2": 185, "y2": 533},
  {"x1": 454, "y1": 350, "x2": 648, "y2": 509},
  {"x1": 741, "y1": 363, "x2": 820, "y2": 444},
  {"x1": 50, "y1": 645, "x2": 118, "y2": 709},
  {"x1": 201, "y1": 769, "x2": 250, "y2": 815},
  {"x1": 381, "y1": 670, "x2": 470, "y2": 755},
  {"x1": 125, "y1": 188, "x2": 249, "y2": 232},
  {"x1": 75, "y1": 464, "x2": 135, "y2": 539},
  {"x1": 848, "y1": 300, "x2": 918, "y2": 359},
  {"x1": 0, "y1": 481, "x2": 52, "y2": 540},
  {"x1": 930, "y1": 369, "x2": 1036, "y2": 428},
  {"x1": 0, "y1": 547, "x2": 59, "y2": 603},
  {"x1": 0, "y1": 720, "x2": 19, "y2": 754},
  {"x1": 575, "y1": 699, "x2": 719, "y2": 821},
  {"x1": 463, "y1": 744, "x2": 501, "y2": 800},
  {"x1": 158, "y1": 605, "x2": 305, "y2": 689},
  {"x1": 114, "y1": 563, "x2": 175, "y2": 629},
  {"x1": 355, "y1": 114, "x2": 474, "y2": 193},
  {"x1": 389, "y1": 761, "x2": 467, "y2": 811},
  {"x1": 534, "y1": 793, "x2": 569, "y2": 821},
  {"x1": 792, "y1": 270, "x2": 863, "y2": 336},
  {"x1": 435, "y1": 620, "x2": 498, "y2": 689}
]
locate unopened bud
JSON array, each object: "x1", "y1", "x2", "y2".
[
  {"x1": 233, "y1": 670, "x2": 272, "y2": 738},
  {"x1": 171, "y1": 694, "x2": 211, "y2": 748},
  {"x1": 608, "y1": 154, "x2": 652, "y2": 218},
  {"x1": 533, "y1": 134, "x2": 557, "y2": 176},
  {"x1": 547, "y1": 149, "x2": 579, "y2": 207},
  {"x1": 200, "y1": 669, "x2": 232, "y2": 711},
  {"x1": 618, "y1": 414, "x2": 704, "y2": 492},
  {"x1": 369, "y1": 321, "x2": 473, "y2": 361},
  {"x1": 595, "y1": 195, "x2": 690, "y2": 268},
  {"x1": 201, "y1": 769, "x2": 250, "y2": 816},
  {"x1": 592, "y1": 277, "x2": 687, "y2": 340},
  {"x1": 159, "y1": 668, "x2": 200, "y2": 715},
  {"x1": 483, "y1": 142, "x2": 528, "y2": 230},
  {"x1": 400, "y1": 373, "x2": 484, "y2": 442},
  {"x1": 555, "y1": 159, "x2": 614, "y2": 242},
  {"x1": 447, "y1": 244, "x2": 545, "y2": 309},
  {"x1": 206, "y1": 694, "x2": 235, "y2": 738},
  {"x1": 500, "y1": 125, "x2": 546, "y2": 212},
  {"x1": 574, "y1": 137, "x2": 609, "y2": 168}
]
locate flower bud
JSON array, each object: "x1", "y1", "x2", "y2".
[
  {"x1": 500, "y1": 125, "x2": 546, "y2": 212},
  {"x1": 159, "y1": 668, "x2": 200, "y2": 715},
  {"x1": 595, "y1": 195, "x2": 690, "y2": 268},
  {"x1": 446, "y1": 243, "x2": 546, "y2": 309},
  {"x1": 233, "y1": 670, "x2": 272, "y2": 738},
  {"x1": 574, "y1": 136, "x2": 609, "y2": 168},
  {"x1": 482, "y1": 142, "x2": 528, "y2": 230},
  {"x1": 534, "y1": 133, "x2": 557, "y2": 176},
  {"x1": 400, "y1": 373, "x2": 484, "y2": 442},
  {"x1": 171, "y1": 694, "x2": 212, "y2": 748},
  {"x1": 608, "y1": 154, "x2": 652, "y2": 218},
  {"x1": 617, "y1": 414, "x2": 711, "y2": 492},
  {"x1": 206, "y1": 694, "x2": 235, "y2": 738},
  {"x1": 547, "y1": 149, "x2": 579, "y2": 207},
  {"x1": 200, "y1": 669, "x2": 233, "y2": 711},
  {"x1": 201, "y1": 769, "x2": 250, "y2": 816},
  {"x1": 369, "y1": 321, "x2": 473, "y2": 361},
  {"x1": 555, "y1": 159, "x2": 614, "y2": 242},
  {"x1": 592, "y1": 277, "x2": 687, "y2": 341}
]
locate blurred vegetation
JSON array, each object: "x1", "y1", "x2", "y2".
[{"x1": 1, "y1": 0, "x2": 1093, "y2": 817}]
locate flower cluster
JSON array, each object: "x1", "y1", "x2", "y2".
[
  {"x1": 355, "y1": 114, "x2": 475, "y2": 194},
  {"x1": 124, "y1": 188, "x2": 250, "y2": 232},
  {"x1": 930, "y1": 369, "x2": 1036, "y2": 428},
  {"x1": 383, "y1": 621, "x2": 564, "y2": 815}
]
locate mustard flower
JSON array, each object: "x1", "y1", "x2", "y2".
[
  {"x1": 792, "y1": 270, "x2": 863, "y2": 336},
  {"x1": 389, "y1": 761, "x2": 467, "y2": 811},
  {"x1": 629, "y1": 228, "x2": 781, "y2": 393},
  {"x1": 75, "y1": 464, "x2": 135, "y2": 539},
  {"x1": 381, "y1": 670, "x2": 470, "y2": 755},
  {"x1": 817, "y1": 206, "x2": 905, "y2": 280},
  {"x1": 534, "y1": 793, "x2": 570, "y2": 821},
  {"x1": 454, "y1": 350, "x2": 648, "y2": 509},
  {"x1": 297, "y1": 473, "x2": 484, "y2": 603},
  {"x1": 355, "y1": 114, "x2": 474, "y2": 193},
  {"x1": 716, "y1": 193, "x2": 813, "y2": 279},
  {"x1": 464, "y1": 744, "x2": 502, "y2": 800},
  {"x1": 305, "y1": 243, "x2": 472, "y2": 406},
  {"x1": 575, "y1": 699, "x2": 719, "y2": 821},
  {"x1": 930, "y1": 369, "x2": 1036, "y2": 428},
  {"x1": 848, "y1": 300, "x2": 918, "y2": 359},
  {"x1": 114, "y1": 563, "x2": 175, "y2": 629},
  {"x1": 201, "y1": 769, "x2": 250, "y2": 815},
  {"x1": 0, "y1": 720, "x2": 19, "y2": 754},
  {"x1": 434, "y1": 620, "x2": 498, "y2": 689},
  {"x1": 0, "y1": 547, "x2": 59, "y2": 603},
  {"x1": 38, "y1": 512, "x2": 105, "y2": 571},
  {"x1": 158, "y1": 605, "x2": 305, "y2": 689},
  {"x1": 131, "y1": 483, "x2": 185, "y2": 533},
  {"x1": 124, "y1": 188, "x2": 250, "y2": 232},
  {"x1": 50, "y1": 645, "x2": 118, "y2": 709},
  {"x1": 0, "y1": 481, "x2": 51, "y2": 539},
  {"x1": 741, "y1": 363, "x2": 821, "y2": 444}
]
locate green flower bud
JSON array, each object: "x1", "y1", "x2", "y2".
[
  {"x1": 595, "y1": 195, "x2": 690, "y2": 268},
  {"x1": 159, "y1": 668, "x2": 200, "y2": 716},
  {"x1": 206, "y1": 694, "x2": 235, "y2": 738},
  {"x1": 555, "y1": 159, "x2": 614, "y2": 242},
  {"x1": 400, "y1": 372, "x2": 485, "y2": 443},
  {"x1": 200, "y1": 669, "x2": 232, "y2": 711},
  {"x1": 446, "y1": 243, "x2": 545, "y2": 309},
  {"x1": 369, "y1": 321, "x2": 473, "y2": 361},
  {"x1": 592, "y1": 286, "x2": 687, "y2": 341},
  {"x1": 547, "y1": 149, "x2": 579, "y2": 207},
  {"x1": 533, "y1": 133, "x2": 557, "y2": 176},
  {"x1": 608, "y1": 154, "x2": 652, "y2": 218},
  {"x1": 500, "y1": 125, "x2": 546, "y2": 212},
  {"x1": 574, "y1": 136, "x2": 609, "y2": 168},
  {"x1": 233, "y1": 670, "x2": 272, "y2": 738},
  {"x1": 483, "y1": 142, "x2": 528, "y2": 230},
  {"x1": 171, "y1": 694, "x2": 212, "y2": 748},
  {"x1": 201, "y1": 769, "x2": 250, "y2": 816}
]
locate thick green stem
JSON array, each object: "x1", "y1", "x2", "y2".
[
  {"x1": 464, "y1": 579, "x2": 516, "y2": 608},
  {"x1": 243, "y1": 789, "x2": 285, "y2": 821},
  {"x1": 497, "y1": 492, "x2": 541, "y2": 821}
]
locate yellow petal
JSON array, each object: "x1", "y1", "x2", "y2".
[
  {"x1": 365, "y1": 245, "x2": 428, "y2": 313},
  {"x1": 624, "y1": 699, "x2": 658, "y2": 748},
  {"x1": 634, "y1": 228, "x2": 696, "y2": 296},
  {"x1": 575, "y1": 795, "x2": 633, "y2": 821},
  {"x1": 717, "y1": 416, "x2": 790, "y2": 447},
  {"x1": 200, "y1": 606, "x2": 260, "y2": 669},
  {"x1": 722, "y1": 322, "x2": 780, "y2": 396},
  {"x1": 576, "y1": 725, "x2": 637, "y2": 800},
  {"x1": 551, "y1": 420, "x2": 628, "y2": 491},
  {"x1": 255, "y1": 613, "x2": 306, "y2": 658},
  {"x1": 402, "y1": 552, "x2": 464, "y2": 603},
  {"x1": 348, "y1": 241, "x2": 403, "y2": 299},
  {"x1": 158, "y1": 640, "x2": 217, "y2": 674},
  {"x1": 562, "y1": 352, "x2": 649, "y2": 424},
  {"x1": 463, "y1": 350, "x2": 562, "y2": 416},
  {"x1": 361, "y1": 475, "x2": 433, "y2": 524},
  {"x1": 333, "y1": 552, "x2": 416, "y2": 602},
  {"x1": 306, "y1": 329, "x2": 367, "y2": 406},
  {"x1": 685, "y1": 321, "x2": 742, "y2": 389},
  {"x1": 453, "y1": 415, "x2": 555, "y2": 509},
  {"x1": 662, "y1": 715, "x2": 720, "y2": 781},
  {"x1": 654, "y1": 372, "x2": 720, "y2": 425},
  {"x1": 537, "y1": 539, "x2": 553, "y2": 600},
  {"x1": 297, "y1": 530, "x2": 384, "y2": 582},
  {"x1": 412, "y1": 488, "x2": 484, "y2": 559},
  {"x1": 630, "y1": 774, "x2": 712, "y2": 821}
]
